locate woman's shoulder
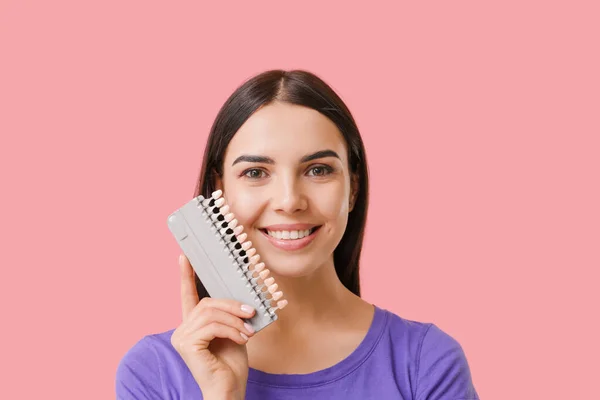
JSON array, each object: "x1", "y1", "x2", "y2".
[
  {"x1": 117, "y1": 328, "x2": 178, "y2": 370},
  {"x1": 374, "y1": 306, "x2": 479, "y2": 399},
  {"x1": 379, "y1": 306, "x2": 464, "y2": 352},
  {"x1": 115, "y1": 328, "x2": 200, "y2": 399}
]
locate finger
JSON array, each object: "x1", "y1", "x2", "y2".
[
  {"x1": 179, "y1": 253, "x2": 199, "y2": 320},
  {"x1": 187, "y1": 307, "x2": 255, "y2": 337},
  {"x1": 194, "y1": 321, "x2": 250, "y2": 346},
  {"x1": 191, "y1": 297, "x2": 256, "y2": 321}
]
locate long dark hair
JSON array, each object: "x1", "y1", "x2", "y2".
[{"x1": 192, "y1": 69, "x2": 369, "y2": 298}]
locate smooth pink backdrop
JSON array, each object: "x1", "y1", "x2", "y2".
[{"x1": 1, "y1": 1, "x2": 598, "y2": 398}]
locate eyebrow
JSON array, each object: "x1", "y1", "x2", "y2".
[{"x1": 231, "y1": 149, "x2": 340, "y2": 166}]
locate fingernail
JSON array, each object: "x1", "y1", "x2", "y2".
[
  {"x1": 241, "y1": 304, "x2": 254, "y2": 314},
  {"x1": 179, "y1": 254, "x2": 184, "y2": 264},
  {"x1": 240, "y1": 332, "x2": 249, "y2": 341},
  {"x1": 244, "y1": 322, "x2": 255, "y2": 334}
]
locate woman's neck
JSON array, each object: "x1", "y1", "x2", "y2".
[
  {"x1": 246, "y1": 260, "x2": 374, "y2": 373},
  {"x1": 264, "y1": 259, "x2": 356, "y2": 330}
]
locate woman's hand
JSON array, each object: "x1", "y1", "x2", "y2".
[{"x1": 171, "y1": 254, "x2": 255, "y2": 400}]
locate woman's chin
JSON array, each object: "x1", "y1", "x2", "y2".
[
  {"x1": 260, "y1": 257, "x2": 323, "y2": 279},
  {"x1": 267, "y1": 265, "x2": 315, "y2": 279}
]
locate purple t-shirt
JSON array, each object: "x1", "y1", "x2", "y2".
[{"x1": 116, "y1": 305, "x2": 479, "y2": 399}]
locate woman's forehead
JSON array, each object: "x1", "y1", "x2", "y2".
[{"x1": 224, "y1": 102, "x2": 347, "y2": 163}]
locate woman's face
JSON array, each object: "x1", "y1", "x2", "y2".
[{"x1": 216, "y1": 101, "x2": 356, "y2": 278}]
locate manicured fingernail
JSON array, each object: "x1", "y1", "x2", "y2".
[
  {"x1": 240, "y1": 332, "x2": 248, "y2": 341},
  {"x1": 241, "y1": 304, "x2": 254, "y2": 314},
  {"x1": 244, "y1": 322, "x2": 255, "y2": 334},
  {"x1": 179, "y1": 254, "x2": 184, "y2": 264}
]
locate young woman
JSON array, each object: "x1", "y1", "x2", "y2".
[{"x1": 116, "y1": 70, "x2": 479, "y2": 399}]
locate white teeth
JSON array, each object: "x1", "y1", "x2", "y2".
[
  {"x1": 264, "y1": 277, "x2": 275, "y2": 286},
  {"x1": 254, "y1": 262, "x2": 265, "y2": 273},
  {"x1": 266, "y1": 228, "x2": 313, "y2": 240},
  {"x1": 272, "y1": 291, "x2": 283, "y2": 301},
  {"x1": 259, "y1": 269, "x2": 270, "y2": 279},
  {"x1": 277, "y1": 299, "x2": 288, "y2": 308}
]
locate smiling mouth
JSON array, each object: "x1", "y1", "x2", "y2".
[{"x1": 259, "y1": 226, "x2": 322, "y2": 240}]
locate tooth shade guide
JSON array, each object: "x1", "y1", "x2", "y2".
[
  {"x1": 259, "y1": 268, "x2": 270, "y2": 278},
  {"x1": 168, "y1": 193, "x2": 284, "y2": 333},
  {"x1": 263, "y1": 277, "x2": 275, "y2": 286},
  {"x1": 269, "y1": 299, "x2": 288, "y2": 313},
  {"x1": 271, "y1": 291, "x2": 283, "y2": 301},
  {"x1": 215, "y1": 198, "x2": 225, "y2": 207}
]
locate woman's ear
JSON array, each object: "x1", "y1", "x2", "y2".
[{"x1": 349, "y1": 173, "x2": 359, "y2": 212}]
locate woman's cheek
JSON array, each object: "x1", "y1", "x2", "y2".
[
  {"x1": 225, "y1": 186, "x2": 265, "y2": 227},
  {"x1": 313, "y1": 182, "x2": 349, "y2": 218}
]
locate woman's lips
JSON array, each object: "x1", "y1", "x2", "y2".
[{"x1": 259, "y1": 226, "x2": 321, "y2": 251}]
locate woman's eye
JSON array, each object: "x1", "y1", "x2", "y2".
[
  {"x1": 307, "y1": 165, "x2": 332, "y2": 177},
  {"x1": 244, "y1": 169, "x2": 266, "y2": 179}
]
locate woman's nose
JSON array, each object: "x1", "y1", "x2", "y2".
[{"x1": 271, "y1": 178, "x2": 307, "y2": 214}]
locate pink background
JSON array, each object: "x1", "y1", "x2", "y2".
[{"x1": 1, "y1": 1, "x2": 598, "y2": 398}]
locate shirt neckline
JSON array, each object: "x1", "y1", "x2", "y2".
[{"x1": 247, "y1": 304, "x2": 388, "y2": 388}]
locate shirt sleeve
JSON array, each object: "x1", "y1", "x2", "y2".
[
  {"x1": 116, "y1": 336, "x2": 165, "y2": 400},
  {"x1": 415, "y1": 324, "x2": 479, "y2": 400}
]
